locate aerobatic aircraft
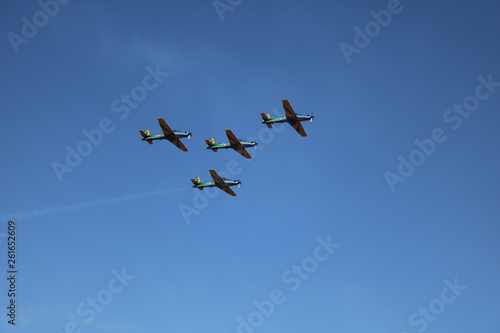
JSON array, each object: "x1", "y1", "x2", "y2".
[
  {"x1": 191, "y1": 169, "x2": 241, "y2": 196},
  {"x1": 139, "y1": 118, "x2": 192, "y2": 151},
  {"x1": 260, "y1": 99, "x2": 314, "y2": 137},
  {"x1": 205, "y1": 129, "x2": 258, "y2": 159}
]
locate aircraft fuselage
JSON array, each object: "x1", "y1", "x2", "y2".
[
  {"x1": 206, "y1": 141, "x2": 257, "y2": 150},
  {"x1": 141, "y1": 131, "x2": 191, "y2": 142},
  {"x1": 193, "y1": 179, "x2": 240, "y2": 189},
  {"x1": 264, "y1": 114, "x2": 314, "y2": 125}
]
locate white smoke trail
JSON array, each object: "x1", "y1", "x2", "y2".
[{"x1": 0, "y1": 187, "x2": 189, "y2": 221}]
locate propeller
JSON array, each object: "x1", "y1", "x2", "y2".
[
  {"x1": 187, "y1": 130, "x2": 193, "y2": 139},
  {"x1": 237, "y1": 179, "x2": 242, "y2": 188},
  {"x1": 310, "y1": 113, "x2": 315, "y2": 122}
]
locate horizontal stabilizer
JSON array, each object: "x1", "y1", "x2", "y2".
[
  {"x1": 140, "y1": 130, "x2": 154, "y2": 143},
  {"x1": 260, "y1": 114, "x2": 272, "y2": 128}
]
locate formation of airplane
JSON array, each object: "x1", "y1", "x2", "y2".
[
  {"x1": 139, "y1": 100, "x2": 314, "y2": 196},
  {"x1": 191, "y1": 170, "x2": 241, "y2": 196},
  {"x1": 260, "y1": 99, "x2": 314, "y2": 137},
  {"x1": 139, "y1": 118, "x2": 192, "y2": 151},
  {"x1": 205, "y1": 129, "x2": 258, "y2": 159}
]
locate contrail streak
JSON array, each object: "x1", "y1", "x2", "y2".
[{"x1": 0, "y1": 187, "x2": 189, "y2": 221}]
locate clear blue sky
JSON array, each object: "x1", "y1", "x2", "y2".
[{"x1": 1, "y1": 0, "x2": 499, "y2": 332}]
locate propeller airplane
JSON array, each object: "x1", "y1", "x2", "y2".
[
  {"x1": 139, "y1": 118, "x2": 192, "y2": 151},
  {"x1": 191, "y1": 169, "x2": 241, "y2": 196},
  {"x1": 260, "y1": 99, "x2": 314, "y2": 137},
  {"x1": 205, "y1": 129, "x2": 258, "y2": 159}
]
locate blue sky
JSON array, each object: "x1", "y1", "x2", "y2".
[{"x1": 1, "y1": 0, "x2": 499, "y2": 332}]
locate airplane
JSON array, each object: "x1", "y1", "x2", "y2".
[
  {"x1": 260, "y1": 99, "x2": 314, "y2": 137},
  {"x1": 205, "y1": 129, "x2": 258, "y2": 159},
  {"x1": 139, "y1": 118, "x2": 192, "y2": 151},
  {"x1": 191, "y1": 169, "x2": 241, "y2": 196}
]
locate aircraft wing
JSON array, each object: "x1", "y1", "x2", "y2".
[
  {"x1": 209, "y1": 169, "x2": 226, "y2": 187},
  {"x1": 225, "y1": 129, "x2": 251, "y2": 158},
  {"x1": 167, "y1": 137, "x2": 188, "y2": 151},
  {"x1": 282, "y1": 101, "x2": 307, "y2": 136},
  {"x1": 209, "y1": 169, "x2": 237, "y2": 196},
  {"x1": 282, "y1": 100, "x2": 298, "y2": 120},
  {"x1": 157, "y1": 118, "x2": 175, "y2": 137},
  {"x1": 221, "y1": 186, "x2": 237, "y2": 196},
  {"x1": 291, "y1": 121, "x2": 307, "y2": 137},
  {"x1": 236, "y1": 146, "x2": 251, "y2": 159},
  {"x1": 225, "y1": 129, "x2": 241, "y2": 146},
  {"x1": 158, "y1": 118, "x2": 188, "y2": 151}
]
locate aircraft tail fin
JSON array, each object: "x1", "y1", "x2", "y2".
[
  {"x1": 191, "y1": 177, "x2": 204, "y2": 190},
  {"x1": 139, "y1": 130, "x2": 151, "y2": 137},
  {"x1": 139, "y1": 130, "x2": 153, "y2": 144},
  {"x1": 260, "y1": 113, "x2": 272, "y2": 128},
  {"x1": 205, "y1": 138, "x2": 215, "y2": 146}
]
